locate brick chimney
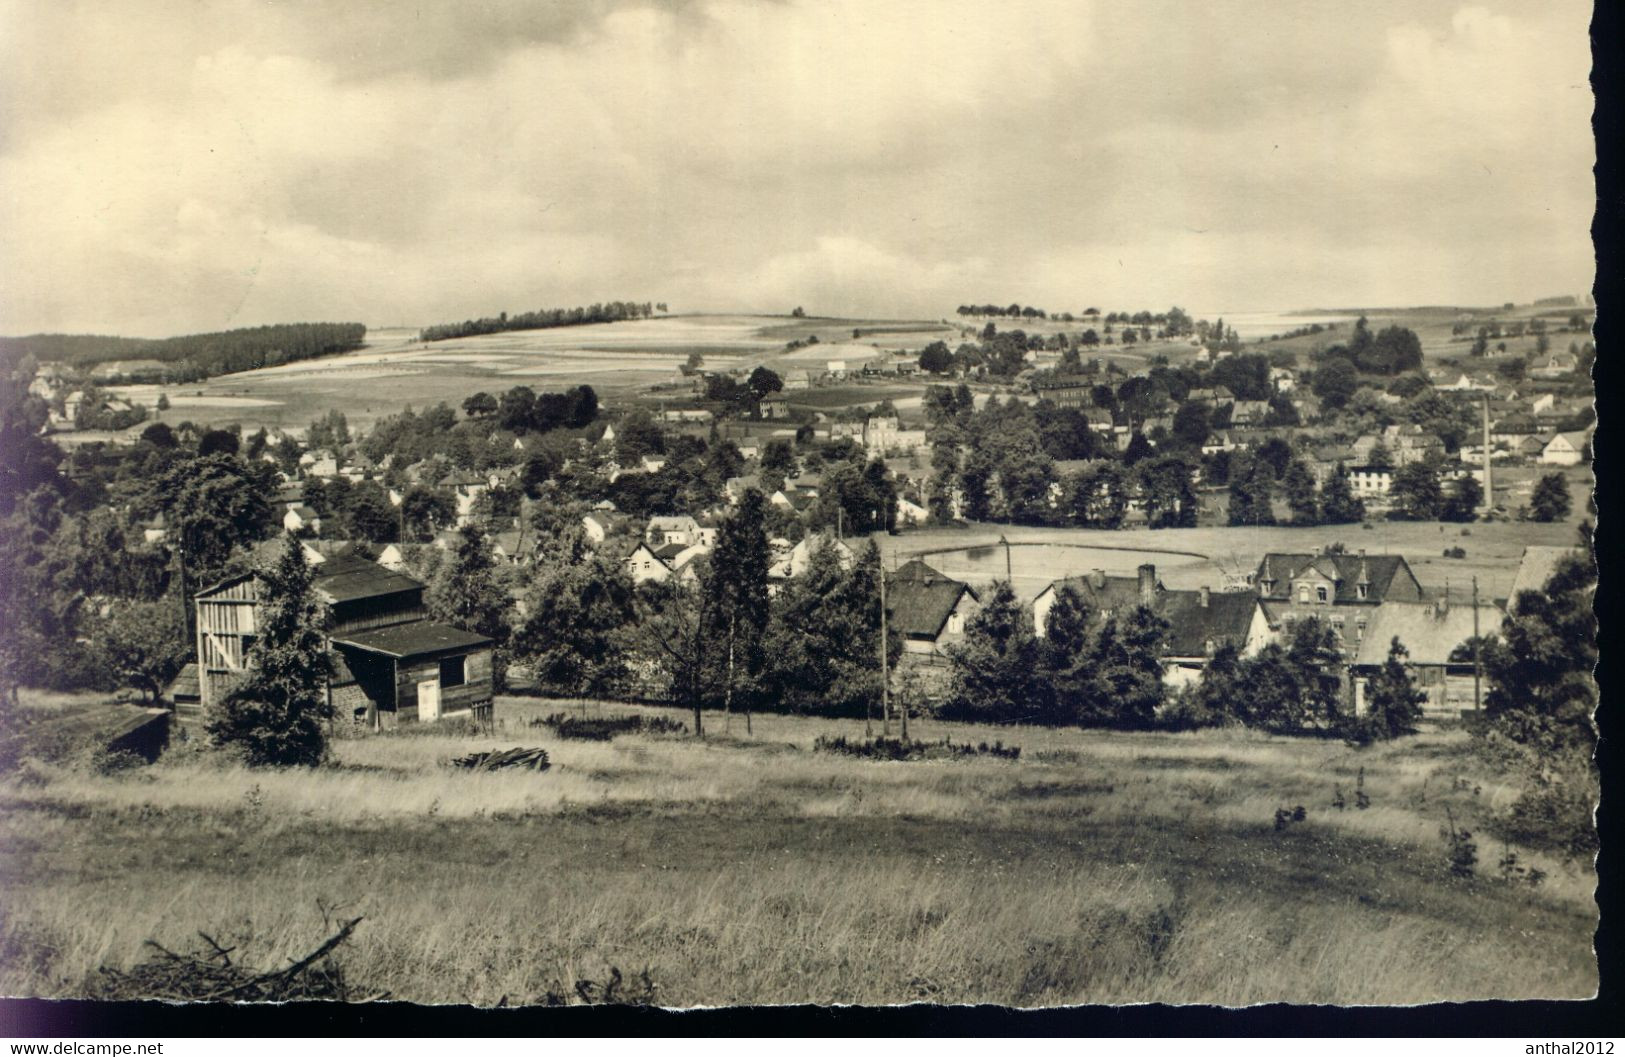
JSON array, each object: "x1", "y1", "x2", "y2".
[
  {"x1": 1138, "y1": 563, "x2": 1157, "y2": 605},
  {"x1": 1091, "y1": 568, "x2": 1106, "y2": 590},
  {"x1": 1199, "y1": 585, "x2": 1210, "y2": 608}
]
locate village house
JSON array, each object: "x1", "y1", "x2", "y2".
[
  {"x1": 1540, "y1": 430, "x2": 1590, "y2": 466},
  {"x1": 282, "y1": 503, "x2": 322, "y2": 535},
  {"x1": 624, "y1": 540, "x2": 707, "y2": 585},
  {"x1": 1186, "y1": 386, "x2": 1235, "y2": 407},
  {"x1": 1269, "y1": 366, "x2": 1296, "y2": 392},
  {"x1": 768, "y1": 532, "x2": 855, "y2": 589},
  {"x1": 1228, "y1": 400, "x2": 1271, "y2": 428},
  {"x1": 760, "y1": 396, "x2": 791, "y2": 419},
  {"x1": 862, "y1": 415, "x2": 928, "y2": 455},
  {"x1": 1250, "y1": 551, "x2": 1423, "y2": 659},
  {"x1": 723, "y1": 475, "x2": 761, "y2": 505},
  {"x1": 1352, "y1": 424, "x2": 1445, "y2": 466},
  {"x1": 436, "y1": 469, "x2": 489, "y2": 526},
  {"x1": 191, "y1": 552, "x2": 494, "y2": 730},
  {"x1": 1491, "y1": 414, "x2": 1541, "y2": 445},
  {"x1": 1158, "y1": 587, "x2": 1274, "y2": 689},
  {"x1": 1033, "y1": 565, "x2": 1166, "y2": 638},
  {"x1": 781, "y1": 369, "x2": 812, "y2": 391},
  {"x1": 885, "y1": 559, "x2": 979, "y2": 656},
  {"x1": 1434, "y1": 372, "x2": 1497, "y2": 392},
  {"x1": 646, "y1": 515, "x2": 706, "y2": 549},
  {"x1": 1509, "y1": 434, "x2": 1547, "y2": 459},
  {"x1": 1528, "y1": 351, "x2": 1579, "y2": 380},
  {"x1": 895, "y1": 494, "x2": 930, "y2": 527},
  {"x1": 1346, "y1": 465, "x2": 1394, "y2": 498},
  {"x1": 1032, "y1": 565, "x2": 1268, "y2": 685},
  {"x1": 1350, "y1": 598, "x2": 1504, "y2": 717},
  {"x1": 1033, "y1": 380, "x2": 1095, "y2": 409},
  {"x1": 1201, "y1": 431, "x2": 1246, "y2": 456},
  {"x1": 489, "y1": 529, "x2": 535, "y2": 566},
  {"x1": 300, "y1": 451, "x2": 339, "y2": 479},
  {"x1": 581, "y1": 512, "x2": 617, "y2": 545}
]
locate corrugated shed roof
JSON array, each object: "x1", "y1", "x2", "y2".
[
  {"x1": 311, "y1": 554, "x2": 425, "y2": 604},
  {"x1": 333, "y1": 621, "x2": 492, "y2": 660},
  {"x1": 1352, "y1": 602, "x2": 1503, "y2": 667}
]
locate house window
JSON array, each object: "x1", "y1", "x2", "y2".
[
  {"x1": 1316, "y1": 586, "x2": 1329, "y2": 603},
  {"x1": 439, "y1": 656, "x2": 466, "y2": 688},
  {"x1": 1357, "y1": 584, "x2": 1368, "y2": 600},
  {"x1": 1297, "y1": 585, "x2": 1310, "y2": 603}
]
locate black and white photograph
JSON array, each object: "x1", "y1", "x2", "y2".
[{"x1": 0, "y1": 0, "x2": 1599, "y2": 1015}]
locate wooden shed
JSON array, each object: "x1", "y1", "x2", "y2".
[{"x1": 331, "y1": 623, "x2": 494, "y2": 727}]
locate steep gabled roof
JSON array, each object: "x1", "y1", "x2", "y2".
[
  {"x1": 1253, "y1": 552, "x2": 1414, "y2": 604},
  {"x1": 1039, "y1": 571, "x2": 1162, "y2": 612},
  {"x1": 887, "y1": 568, "x2": 977, "y2": 640},
  {"x1": 1159, "y1": 591, "x2": 1260, "y2": 657}
]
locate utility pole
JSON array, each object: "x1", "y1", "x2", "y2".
[
  {"x1": 1001, "y1": 534, "x2": 1012, "y2": 582},
  {"x1": 880, "y1": 560, "x2": 892, "y2": 738},
  {"x1": 1472, "y1": 575, "x2": 1482, "y2": 713}
]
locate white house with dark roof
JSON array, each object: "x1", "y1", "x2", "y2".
[
  {"x1": 886, "y1": 559, "x2": 980, "y2": 655},
  {"x1": 1540, "y1": 430, "x2": 1590, "y2": 466}
]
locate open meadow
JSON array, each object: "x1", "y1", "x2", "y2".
[
  {"x1": 101, "y1": 314, "x2": 960, "y2": 437},
  {"x1": 881, "y1": 508, "x2": 1589, "y2": 603},
  {"x1": 0, "y1": 694, "x2": 1596, "y2": 1007}
]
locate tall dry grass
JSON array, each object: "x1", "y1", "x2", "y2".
[{"x1": 0, "y1": 696, "x2": 1597, "y2": 1006}]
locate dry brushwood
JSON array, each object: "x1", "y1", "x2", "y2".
[
  {"x1": 450, "y1": 747, "x2": 551, "y2": 772},
  {"x1": 89, "y1": 917, "x2": 378, "y2": 1003}
]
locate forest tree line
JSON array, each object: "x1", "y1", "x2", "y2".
[
  {"x1": 0, "y1": 323, "x2": 367, "y2": 380},
  {"x1": 418, "y1": 301, "x2": 663, "y2": 342}
]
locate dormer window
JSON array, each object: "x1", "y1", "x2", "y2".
[{"x1": 1357, "y1": 584, "x2": 1368, "y2": 600}]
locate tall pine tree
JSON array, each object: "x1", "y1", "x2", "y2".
[
  {"x1": 206, "y1": 534, "x2": 332, "y2": 766},
  {"x1": 1318, "y1": 461, "x2": 1365, "y2": 524},
  {"x1": 945, "y1": 580, "x2": 1046, "y2": 723}
]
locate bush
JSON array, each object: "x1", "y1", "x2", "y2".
[
  {"x1": 1158, "y1": 689, "x2": 1228, "y2": 731},
  {"x1": 1442, "y1": 546, "x2": 1466, "y2": 559},
  {"x1": 533, "y1": 712, "x2": 687, "y2": 741},
  {"x1": 1495, "y1": 771, "x2": 1598, "y2": 860},
  {"x1": 812, "y1": 734, "x2": 1020, "y2": 761}
]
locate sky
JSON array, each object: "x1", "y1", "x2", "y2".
[{"x1": 0, "y1": 0, "x2": 1596, "y2": 337}]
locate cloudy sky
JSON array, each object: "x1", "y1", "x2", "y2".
[{"x1": 0, "y1": 0, "x2": 1594, "y2": 337}]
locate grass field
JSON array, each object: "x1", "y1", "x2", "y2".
[{"x1": 0, "y1": 694, "x2": 1596, "y2": 1007}]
